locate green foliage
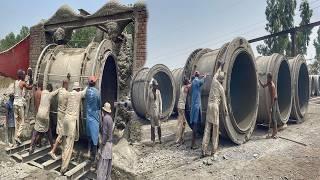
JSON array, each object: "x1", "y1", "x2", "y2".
[
  {"x1": 68, "y1": 27, "x2": 97, "y2": 48},
  {"x1": 296, "y1": 0, "x2": 313, "y2": 55},
  {"x1": 0, "y1": 26, "x2": 29, "y2": 51},
  {"x1": 257, "y1": 0, "x2": 297, "y2": 56},
  {"x1": 310, "y1": 27, "x2": 320, "y2": 74}
]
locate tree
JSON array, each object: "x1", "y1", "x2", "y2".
[
  {"x1": 68, "y1": 27, "x2": 97, "y2": 48},
  {"x1": 296, "y1": 0, "x2": 313, "y2": 55},
  {"x1": 0, "y1": 26, "x2": 30, "y2": 51},
  {"x1": 257, "y1": 0, "x2": 296, "y2": 56},
  {"x1": 309, "y1": 27, "x2": 320, "y2": 74}
]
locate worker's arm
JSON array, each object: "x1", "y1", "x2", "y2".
[
  {"x1": 213, "y1": 67, "x2": 222, "y2": 80},
  {"x1": 21, "y1": 81, "x2": 33, "y2": 90},
  {"x1": 80, "y1": 86, "x2": 88, "y2": 98},
  {"x1": 221, "y1": 86, "x2": 228, "y2": 115},
  {"x1": 50, "y1": 88, "x2": 61, "y2": 97}
]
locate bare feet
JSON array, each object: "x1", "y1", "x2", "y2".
[{"x1": 49, "y1": 151, "x2": 58, "y2": 160}]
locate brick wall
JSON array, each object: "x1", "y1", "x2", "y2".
[
  {"x1": 29, "y1": 22, "x2": 47, "y2": 71},
  {"x1": 133, "y1": 6, "x2": 148, "y2": 73}
]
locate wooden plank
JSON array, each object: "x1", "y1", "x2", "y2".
[
  {"x1": 28, "y1": 160, "x2": 44, "y2": 169},
  {"x1": 5, "y1": 140, "x2": 31, "y2": 155},
  {"x1": 43, "y1": 155, "x2": 62, "y2": 170},
  {"x1": 20, "y1": 145, "x2": 51, "y2": 163},
  {"x1": 65, "y1": 160, "x2": 91, "y2": 180}
]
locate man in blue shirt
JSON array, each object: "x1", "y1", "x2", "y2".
[
  {"x1": 86, "y1": 76, "x2": 101, "y2": 169},
  {"x1": 190, "y1": 71, "x2": 206, "y2": 149},
  {"x1": 5, "y1": 94, "x2": 15, "y2": 146}
]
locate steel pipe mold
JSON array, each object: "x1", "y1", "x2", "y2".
[
  {"x1": 34, "y1": 39, "x2": 119, "y2": 137},
  {"x1": 256, "y1": 54, "x2": 292, "y2": 125},
  {"x1": 183, "y1": 37, "x2": 259, "y2": 144},
  {"x1": 171, "y1": 68, "x2": 184, "y2": 113},
  {"x1": 131, "y1": 64, "x2": 176, "y2": 120},
  {"x1": 288, "y1": 55, "x2": 309, "y2": 122}
]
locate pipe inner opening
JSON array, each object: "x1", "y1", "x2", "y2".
[
  {"x1": 101, "y1": 55, "x2": 118, "y2": 117},
  {"x1": 298, "y1": 64, "x2": 309, "y2": 111},
  {"x1": 153, "y1": 71, "x2": 174, "y2": 115},
  {"x1": 230, "y1": 51, "x2": 257, "y2": 131},
  {"x1": 277, "y1": 61, "x2": 292, "y2": 119}
]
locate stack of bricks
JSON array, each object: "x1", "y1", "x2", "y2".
[
  {"x1": 29, "y1": 23, "x2": 47, "y2": 71},
  {"x1": 133, "y1": 6, "x2": 148, "y2": 73}
]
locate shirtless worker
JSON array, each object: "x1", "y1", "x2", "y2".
[
  {"x1": 259, "y1": 72, "x2": 278, "y2": 139},
  {"x1": 60, "y1": 82, "x2": 87, "y2": 174},
  {"x1": 49, "y1": 80, "x2": 69, "y2": 159},
  {"x1": 202, "y1": 66, "x2": 228, "y2": 158},
  {"x1": 29, "y1": 84, "x2": 61, "y2": 154},
  {"x1": 13, "y1": 70, "x2": 33, "y2": 145}
]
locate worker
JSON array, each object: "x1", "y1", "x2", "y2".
[
  {"x1": 49, "y1": 80, "x2": 69, "y2": 160},
  {"x1": 190, "y1": 71, "x2": 206, "y2": 149},
  {"x1": 97, "y1": 102, "x2": 113, "y2": 180},
  {"x1": 24, "y1": 67, "x2": 33, "y2": 120},
  {"x1": 146, "y1": 79, "x2": 163, "y2": 145},
  {"x1": 5, "y1": 94, "x2": 15, "y2": 147},
  {"x1": 34, "y1": 83, "x2": 43, "y2": 115},
  {"x1": 60, "y1": 82, "x2": 87, "y2": 174},
  {"x1": 176, "y1": 79, "x2": 191, "y2": 145},
  {"x1": 13, "y1": 69, "x2": 33, "y2": 145},
  {"x1": 29, "y1": 84, "x2": 61, "y2": 154},
  {"x1": 201, "y1": 67, "x2": 228, "y2": 158},
  {"x1": 85, "y1": 76, "x2": 101, "y2": 168},
  {"x1": 259, "y1": 72, "x2": 278, "y2": 139}
]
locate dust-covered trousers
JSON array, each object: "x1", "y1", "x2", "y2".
[
  {"x1": 5, "y1": 127, "x2": 15, "y2": 144},
  {"x1": 14, "y1": 105, "x2": 25, "y2": 139},
  {"x1": 60, "y1": 135, "x2": 75, "y2": 173},
  {"x1": 202, "y1": 103, "x2": 219, "y2": 154},
  {"x1": 271, "y1": 99, "x2": 278, "y2": 127},
  {"x1": 176, "y1": 109, "x2": 186, "y2": 142},
  {"x1": 97, "y1": 159, "x2": 112, "y2": 180}
]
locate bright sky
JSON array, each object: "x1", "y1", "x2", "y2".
[{"x1": 0, "y1": 0, "x2": 320, "y2": 68}]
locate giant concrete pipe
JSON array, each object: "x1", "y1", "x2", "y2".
[
  {"x1": 288, "y1": 55, "x2": 309, "y2": 122},
  {"x1": 131, "y1": 64, "x2": 176, "y2": 120},
  {"x1": 34, "y1": 39, "x2": 119, "y2": 136},
  {"x1": 256, "y1": 54, "x2": 292, "y2": 125},
  {"x1": 183, "y1": 37, "x2": 259, "y2": 144},
  {"x1": 316, "y1": 75, "x2": 320, "y2": 96},
  {"x1": 172, "y1": 68, "x2": 184, "y2": 113}
]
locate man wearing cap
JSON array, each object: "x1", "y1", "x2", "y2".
[
  {"x1": 85, "y1": 76, "x2": 101, "y2": 168},
  {"x1": 190, "y1": 71, "x2": 206, "y2": 149},
  {"x1": 49, "y1": 80, "x2": 69, "y2": 159},
  {"x1": 29, "y1": 84, "x2": 61, "y2": 154},
  {"x1": 97, "y1": 102, "x2": 113, "y2": 180},
  {"x1": 60, "y1": 81, "x2": 87, "y2": 174},
  {"x1": 13, "y1": 69, "x2": 33, "y2": 145},
  {"x1": 202, "y1": 67, "x2": 228, "y2": 158},
  {"x1": 146, "y1": 79, "x2": 163, "y2": 145}
]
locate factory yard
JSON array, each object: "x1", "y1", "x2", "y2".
[{"x1": 0, "y1": 99, "x2": 319, "y2": 180}]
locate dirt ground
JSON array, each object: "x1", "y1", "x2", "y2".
[
  {"x1": 128, "y1": 101, "x2": 320, "y2": 180},
  {"x1": 0, "y1": 100, "x2": 320, "y2": 179}
]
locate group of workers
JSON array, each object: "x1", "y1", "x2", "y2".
[
  {"x1": 148, "y1": 62, "x2": 278, "y2": 159},
  {"x1": 4, "y1": 69, "x2": 113, "y2": 180}
]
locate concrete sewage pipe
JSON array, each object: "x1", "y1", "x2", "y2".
[
  {"x1": 131, "y1": 64, "x2": 176, "y2": 120},
  {"x1": 288, "y1": 55, "x2": 309, "y2": 122},
  {"x1": 183, "y1": 37, "x2": 259, "y2": 144},
  {"x1": 34, "y1": 39, "x2": 119, "y2": 137},
  {"x1": 171, "y1": 68, "x2": 184, "y2": 113},
  {"x1": 256, "y1": 54, "x2": 292, "y2": 126}
]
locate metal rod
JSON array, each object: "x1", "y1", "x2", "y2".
[{"x1": 279, "y1": 136, "x2": 307, "y2": 146}]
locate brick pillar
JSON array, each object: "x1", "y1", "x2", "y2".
[
  {"x1": 29, "y1": 22, "x2": 47, "y2": 71},
  {"x1": 133, "y1": 4, "x2": 148, "y2": 74}
]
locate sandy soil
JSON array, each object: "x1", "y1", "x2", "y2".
[{"x1": 131, "y1": 102, "x2": 320, "y2": 180}]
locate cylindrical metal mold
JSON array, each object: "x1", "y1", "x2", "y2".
[
  {"x1": 34, "y1": 39, "x2": 119, "y2": 137},
  {"x1": 131, "y1": 64, "x2": 176, "y2": 120},
  {"x1": 256, "y1": 54, "x2": 292, "y2": 125},
  {"x1": 183, "y1": 37, "x2": 259, "y2": 144},
  {"x1": 171, "y1": 68, "x2": 184, "y2": 113},
  {"x1": 288, "y1": 55, "x2": 309, "y2": 122}
]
